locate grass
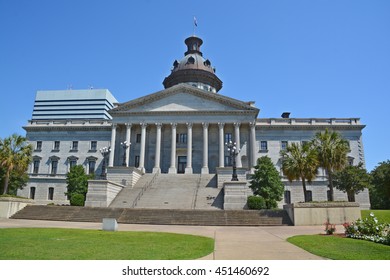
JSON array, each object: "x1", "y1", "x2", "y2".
[
  {"x1": 0, "y1": 228, "x2": 214, "y2": 260},
  {"x1": 288, "y1": 234, "x2": 390, "y2": 260},
  {"x1": 287, "y1": 210, "x2": 390, "y2": 260},
  {"x1": 361, "y1": 210, "x2": 390, "y2": 223}
]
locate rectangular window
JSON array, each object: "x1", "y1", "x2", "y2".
[
  {"x1": 51, "y1": 160, "x2": 58, "y2": 175},
  {"x1": 33, "y1": 160, "x2": 40, "y2": 174},
  {"x1": 136, "y1": 134, "x2": 141, "y2": 143},
  {"x1": 48, "y1": 187, "x2": 54, "y2": 201},
  {"x1": 306, "y1": 190, "x2": 313, "y2": 202},
  {"x1": 72, "y1": 141, "x2": 78, "y2": 150},
  {"x1": 225, "y1": 133, "x2": 233, "y2": 144},
  {"x1": 281, "y1": 141, "x2": 288, "y2": 151},
  {"x1": 69, "y1": 160, "x2": 77, "y2": 169},
  {"x1": 301, "y1": 141, "x2": 308, "y2": 146},
  {"x1": 30, "y1": 187, "x2": 36, "y2": 200},
  {"x1": 225, "y1": 156, "x2": 232, "y2": 167},
  {"x1": 177, "y1": 133, "x2": 187, "y2": 144},
  {"x1": 90, "y1": 141, "x2": 97, "y2": 151},
  {"x1": 88, "y1": 161, "x2": 96, "y2": 175},
  {"x1": 284, "y1": 190, "x2": 291, "y2": 204},
  {"x1": 53, "y1": 141, "x2": 60, "y2": 150},
  {"x1": 135, "y1": 156, "x2": 140, "y2": 168},
  {"x1": 260, "y1": 141, "x2": 268, "y2": 151},
  {"x1": 36, "y1": 141, "x2": 42, "y2": 151},
  {"x1": 348, "y1": 158, "x2": 354, "y2": 166}
]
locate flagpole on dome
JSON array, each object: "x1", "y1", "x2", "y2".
[{"x1": 193, "y1": 16, "x2": 198, "y2": 36}]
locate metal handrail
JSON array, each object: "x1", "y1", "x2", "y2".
[
  {"x1": 191, "y1": 174, "x2": 202, "y2": 209},
  {"x1": 131, "y1": 172, "x2": 158, "y2": 208}
]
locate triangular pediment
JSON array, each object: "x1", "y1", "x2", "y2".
[{"x1": 110, "y1": 84, "x2": 259, "y2": 116}]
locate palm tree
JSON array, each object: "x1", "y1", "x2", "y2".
[
  {"x1": 311, "y1": 129, "x2": 349, "y2": 201},
  {"x1": 281, "y1": 142, "x2": 319, "y2": 202},
  {"x1": 0, "y1": 134, "x2": 32, "y2": 195}
]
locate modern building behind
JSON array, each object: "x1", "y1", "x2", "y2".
[{"x1": 19, "y1": 35, "x2": 370, "y2": 209}]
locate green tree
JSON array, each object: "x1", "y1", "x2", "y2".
[
  {"x1": 249, "y1": 156, "x2": 284, "y2": 209},
  {"x1": 0, "y1": 134, "x2": 32, "y2": 195},
  {"x1": 280, "y1": 142, "x2": 319, "y2": 202},
  {"x1": 332, "y1": 163, "x2": 372, "y2": 202},
  {"x1": 370, "y1": 160, "x2": 390, "y2": 209},
  {"x1": 66, "y1": 165, "x2": 93, "y2": 205},
  {"x1": 311, "y1": 129, "x2": 349, "y2": 201}
]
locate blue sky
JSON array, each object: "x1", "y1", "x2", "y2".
[{"x1": 0, "y1": 0, "x2": 389, "y2": 171}]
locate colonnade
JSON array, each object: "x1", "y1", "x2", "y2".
[{"x1": 108, "y1": 121, "x2": 257, "y2": 174}]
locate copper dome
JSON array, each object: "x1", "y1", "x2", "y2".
[{"x1": 163, "y1": 36, "x2": 223, "y2": 92}]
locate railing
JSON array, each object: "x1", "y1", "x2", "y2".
[
  {"x1": 191, "y1": 174, "x2": 202, "y2": 209},
  {"x1": 131, "y1": 172, "x2": 159, "y2": 208},
  {"x1": 256, "y1": 118, "x2": 361, "y2": 126}
]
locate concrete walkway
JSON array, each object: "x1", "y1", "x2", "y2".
[{"x1": 0, "y1": 218, "x2": 343, "y2": 260}]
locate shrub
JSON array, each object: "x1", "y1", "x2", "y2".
[
  {"x1": 343, "y1": 212, "x2": 390, "y2": 245},
  {"x1": 247, "y1": 196, "x2": 266, "y2": 210},
  {"x1": 70, "y1": 193, "x2": 85, "y2": 206},
  {"x1": 324, "y1": 220, "x2": 336, "y2": 235}
]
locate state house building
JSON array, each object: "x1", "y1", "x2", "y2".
[{"x1": 19, "y1": 35, "x2": 370, "y2": 209}]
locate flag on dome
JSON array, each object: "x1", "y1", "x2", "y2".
[{"x1": 194, "y1": 16, "x2": 198, "y2": 27}]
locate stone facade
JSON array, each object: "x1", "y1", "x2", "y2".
[{"x1": 18, "y1": 35, "x2": 370, "y2": 209}]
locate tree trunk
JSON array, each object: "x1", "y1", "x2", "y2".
[
  {"x1": 2, "y1": 170, "x2": 10, "y2": 195},
  {"x1": 327, "y1": 170, "x2": 334, "y2": 201},
  {"x1": 302, "y1": 178, "x2": 308, "y2": 202},
  {"x1": 347, "y1": 191, "x2": 355, "y2": 202}
]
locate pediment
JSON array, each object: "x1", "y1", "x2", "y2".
[{"x1": 110, "y1": 84, "x2": 259, "y2": 115}]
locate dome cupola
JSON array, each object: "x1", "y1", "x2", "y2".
[{"x1": 163, "y1": 36, "x2": 223, "y2": 93}]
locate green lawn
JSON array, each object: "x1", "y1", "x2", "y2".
[
  {"x1": 0, "y1": 228, "x2": 214, "y2": 260},
  {"x1": 287, "y1": 210, "x2": 390, "y2": 260},
  {"x1": 361, "y1": 210, "x2": 390, "y2": 223},
  {"x1": 288, "y1": 234, "x2": 390, "y2": 260}
]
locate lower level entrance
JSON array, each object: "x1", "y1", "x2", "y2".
[{"x1": 178, "y1": 156, "x2": 187, "y2": 173}]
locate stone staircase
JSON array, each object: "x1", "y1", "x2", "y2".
[
  {"x1": 109, "y1": 173, "x2": 223, "y2": 210},
  {"x1": 11, "y1": 205, "x2": 292, "y2": 226},
  {"x1": 109, "y1": 173, "x2": 156, "y2": 208}
]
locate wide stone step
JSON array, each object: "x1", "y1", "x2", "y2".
[{"x1": 11, "y1": 205, "x2": 292, "y2": 226}]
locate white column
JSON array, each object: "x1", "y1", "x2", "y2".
[
  {"x1": 218, "y1": 122, "x2": 225, "y2": 168},
  {"x1": 168, "y1": 123, "x2": 177, "y2": 174},
  {"x1": 125, "y1": 123, "x2": 132, "y2": 167},
  {"x1": 108, "y1": 124, "x2": 117, "y2": 167},
  {"x1": 153, "y1": 123, "x2": 162, "y2": 173},
  {"x1": 234, "y1": 122, "x2": 242, "y2": 168},
  {"x1": 139, "y1": 123, "x2": 147, "y2": 174},
  {"x1": 201, "y1": 122, "x2": 209, "y2": 174},
  {"x1": 185, "y1": 122, "x2": 193, "y2": 174},
  {"x1": 250, "y1": 121, "x2": 257, "y2": 170}
]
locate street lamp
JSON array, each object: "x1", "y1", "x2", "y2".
[
  {"x1": 120, "y1": 141, "x2": 130, "y2": 166},
  {"x1": 226, "y1": 140, "x2": 239, "y2": 181},
  {"x1": 99, "y1": 146, "x2": 110, "y2": 179}
]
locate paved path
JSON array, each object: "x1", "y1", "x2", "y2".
[{"x1": 0, "y1": 219, "x2": 344, "y2": 260}]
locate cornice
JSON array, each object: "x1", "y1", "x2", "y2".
[
  {"x1": 112, "y1": 109, "x2": 257, "y2": 116},
  {"x1": 110, "y1": 84, "x2": 259, "y2": 114},
  {"x1": 23, "y1": 125, "x2": 112, "y2": 132},
  {"x1": 256, "y1": 124, "x2": 366, "y2": 131}
]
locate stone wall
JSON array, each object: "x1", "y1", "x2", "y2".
[
  {"x1": 85, "y1": 180, "x2": 124, "y2": 207},
  {"x1": 0, "y1": 197, "x2": 34, "y2": 218},
  {"x1": 284, "y1": 202, "x2": 361, "y2": 226}
]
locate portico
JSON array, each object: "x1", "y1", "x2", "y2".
[{"x1": 107, "y1": 108, "x2": 258, "y2": 175}]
